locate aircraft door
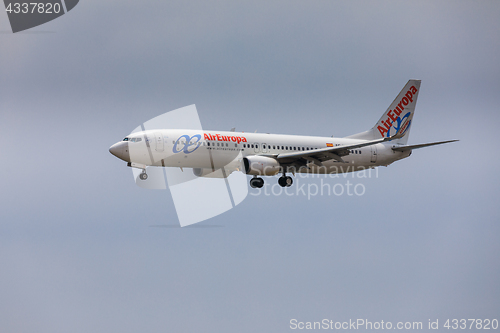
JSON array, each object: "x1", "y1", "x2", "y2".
[
  {"x1": 254, "y1": 143, "x2": 259, "y2": 153},
  {"x1": 155, "y1": 132, "x2": 164, "y2": 152},
  {"x1": 370, "y1": 145, "x2": 377, "y2": 163},
  {"x1": 262, "y1": 143, "x2": 268, "y2": 153}
]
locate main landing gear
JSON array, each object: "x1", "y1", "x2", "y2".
[
  {"x1": 250, "y1": 176, "x2": 264, "y2": 188},
  {"x1": 278, "y1": 175, "x2": 293, "y2": 187},
  {"x1": 249, "y1": 174, "x2": 293, "y2": 188}
]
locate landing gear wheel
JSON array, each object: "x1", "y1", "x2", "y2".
[
  {"x1": 278, "y1": 176, "x2": 293, "y2": 187},
  {"x1": 250, "y1": 177, "x2": 264, "y2": 188},
  {"x1": 139, "y1": 172, "x2": 148, "y2": 181}
]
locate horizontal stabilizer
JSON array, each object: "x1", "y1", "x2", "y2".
[{"x1": 392, "y1": 140, "x2": 458, "y2": 152}]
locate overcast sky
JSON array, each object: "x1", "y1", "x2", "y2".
[{"x1": 1, "y1": 1, "x2": 499, "y2": 332}]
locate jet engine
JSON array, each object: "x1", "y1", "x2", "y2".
[{"x1": 243, "y1": 156, "x2": 281, "y2": 176}]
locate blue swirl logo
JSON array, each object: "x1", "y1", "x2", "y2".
[
  {"x1": 387, "y1": 112, "x2": 411, "y2": 138},
  {"x1": 173, "y1": 134, "x2": 202, "y2": 154}
]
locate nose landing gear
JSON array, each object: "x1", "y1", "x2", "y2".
[
  {"x1": 139, "y1": 170, "x2": 148, "y2": 180},
  {"x1": 127, "y1": 162, "x2": 149, "y2": 181}
]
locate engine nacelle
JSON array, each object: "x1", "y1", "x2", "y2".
[
  {"x1": 193, "y1": 168, "x2": 234, "y2": 178},
  {"x1": 243, "y1": 156, "x2": 281, "y2": 176}
]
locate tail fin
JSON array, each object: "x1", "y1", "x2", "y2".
[{"x1": 346, "y1": 79, "x2": 421, "y2": 145}]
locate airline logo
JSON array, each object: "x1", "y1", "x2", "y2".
[
  {"x1": 204, "y1": 133, "x2": 248, "y2": 144},
  {"x1": 377, "y1": 85, "x2": 418, "y2": 138},
  {"x1": 173, "y1": 134, "x2": 202, "y2": 154},
  {"x1": 173, "y1": 132, "x2": 249, "y2": 154}
]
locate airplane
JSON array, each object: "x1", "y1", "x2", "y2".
[{"x1": 109, "y1": 79, "x2": 457, "y2": 188}]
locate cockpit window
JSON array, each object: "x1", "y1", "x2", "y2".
[{"x1": 123, "y1": 137, "x2": 142, "y2": 142}]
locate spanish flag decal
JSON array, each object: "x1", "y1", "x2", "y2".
[{"x1": 326, "y1": 143, "x2": 333, "y2": 147}]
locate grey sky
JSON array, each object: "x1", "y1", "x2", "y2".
[{"x1": 1, "y1": 1, "x2": 499, "y2": 332}]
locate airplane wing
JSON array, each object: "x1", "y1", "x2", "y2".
[
  {"x1": 391, "y1": 140, "x2": 458, "y2": 152},
  {"x1": 273, "y1": 136, "x2": 396, "y2": 166}
]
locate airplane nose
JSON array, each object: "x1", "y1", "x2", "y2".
[{"x1": 109, "y1": 142, "x2": 130, "y2": 162}]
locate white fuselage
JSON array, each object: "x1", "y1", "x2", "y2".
[{"x1": 114, "y1": 129, "x2": 411, "y2": 175}]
